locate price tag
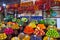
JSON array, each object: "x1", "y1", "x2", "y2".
[
  {"x1": 57, "y1": 18, "x2": 60, "y2": 29},
  {"x1": 21, "y1": 0, "x2": 31, "y2": 3},
  {"x1": 0, "y1": 7, "x2": 2, "y2": 11}
]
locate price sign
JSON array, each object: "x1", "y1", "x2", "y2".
[
  {"x1": 21, "y1": 0, "x2": 32, "y2": 3},
  {"x1": 57, "y1": 18, "x2": 60, "y2": 29},
  {"x1": 0, "y1": 7, "x2": 2, "y2": 11}
]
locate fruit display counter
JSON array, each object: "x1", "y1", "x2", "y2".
[
  {"x1": 0, "y1": 0, "x2": 60, "y2": 40},
  {"x1": 0, "y1": 15, "x2": 59, "y2": 40}
]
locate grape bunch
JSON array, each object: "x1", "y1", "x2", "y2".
[{"x1": 46, "y1": 29, "x2": 59, "y2": 38}]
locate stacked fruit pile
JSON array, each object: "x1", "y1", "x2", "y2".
[
  {"x1": 46, "y1": 28, "x2": 59, "y2": 38},
  {"x1": 0, "y1": 15, "x2": 59, "y2": 40}
]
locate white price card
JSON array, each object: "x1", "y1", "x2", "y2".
[
  {"x1": 57, "y1": 18, "x2": 60, "y2": 29},
  {"x1": 21, "y1": 0, "x2": 31, "y2": 3}
]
